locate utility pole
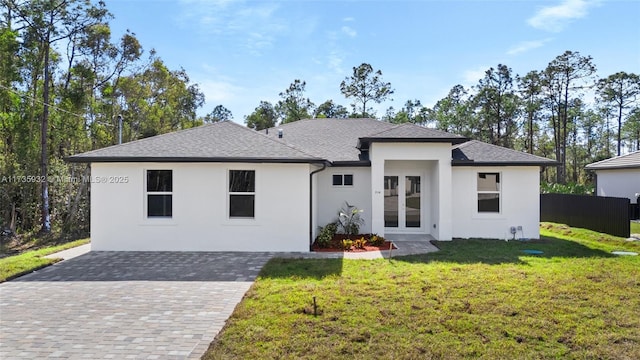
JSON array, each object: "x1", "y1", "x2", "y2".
[{"x1": 118, "y1": 114, "x2": 123, "y2": 144}]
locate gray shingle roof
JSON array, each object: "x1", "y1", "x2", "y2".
[
  {"x1": 585, "y1": 151, "x2": 640, "y2": 170},
  {"x1": 264, "y1": 118, "x2": 397, "y2": 162},
  {"x1": 265, "y1": 118, "x2": 464, "y2": 162},
  {"x1": 68, "y1": 118, "x2": 556, "y2": 166},
  {"x1": 68, "y1": 121, "x2": 322, "y2": 163},
  {"x1": 452, "y1": 140, "x2": 557, "y2": 166},
  {"x1": 363, "y1": 123, "x2": 466, "y2": 140}
]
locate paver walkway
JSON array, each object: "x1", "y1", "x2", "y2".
[
  {"x1": 0, "y1": 251, "x2": 274, "y2": 359},
  {"x1": 43, "y1": 243, "x2": 91, "y2": 260},
  {"x1": 0, "y1": 241, "x2": 437, "y2": 359}
]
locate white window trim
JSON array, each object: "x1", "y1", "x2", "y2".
[
  {"x1": 476, "y1": 171, "x2": 502, "y2": 215},
  {"x1": 227, "y1": 169, "x2": 257, "y2": 220},
  {"x1": 142, "y1": 168, "x2": 176, "y2": 224},
  {"x1": 332, "y1": 173, "x2": 354, "y2": 187}
]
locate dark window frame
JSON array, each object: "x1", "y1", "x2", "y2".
[
  {"x1": 332, "y1": 174, "x2": 354, "y2": 187},
  {"x1": 229, "y1": 170, "x2": 256, "y2": 219},
  {"x1": 146, "y1": 170, "x2": 173, "y2": 218},
  {"x1": 477, "y1": 172, "x2": 501, "y2": 213}
]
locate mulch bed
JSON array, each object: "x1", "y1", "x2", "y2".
[{"x1": 312, "y1": 234, "x2": 397, "y2": 252}]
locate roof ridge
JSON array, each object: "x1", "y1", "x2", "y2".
[
  {"x1": 363, "y1": 122, "x2": 402, "y2": 137},
  {"x1": 268, "y1": 117, "x2": 380, "y2": 130},
  {"x1": 364, "y1": 122, "x2": 464, "y2": 138},
  {"x1": 239, "y1": 121, "x2": 324, "y2": 160}
]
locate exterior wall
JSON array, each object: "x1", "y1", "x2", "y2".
[
  {"x1": 370, "y1": 142, "x2": 453, "y2": 240},
  {"x1": 91, "y1": 162, "x2": 311, "y2": 252},
  {"x1": 595, "y1": 169, "x2": 640, "y2": 203},
  {"x1": 315, "y1": 167, "x2": 372, "y2": 234},
  {"x1": 451, "y1": 166, "x2": 541, "y2": 240}
]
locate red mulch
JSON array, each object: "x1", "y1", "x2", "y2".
[{"x1": 312, "y1": 234, "x2": 397, "y2": 252}]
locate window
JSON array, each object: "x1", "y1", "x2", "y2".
[
  {"x1": 147, "y1": 170, "x2": 172, "y2": 217},
  {"x1": 332, "y1": 174, "x2": 353, "y2": 186},
  {"x1": 229, "y1": 170, "x2": 255, "y2": 218},
  {"x1": 477, "y1": 172, "x2": 500, "y2": 213}
]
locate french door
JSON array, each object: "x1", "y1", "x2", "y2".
[{"x1": 384, "y1": 174, "x2": 422, "y2": 231}]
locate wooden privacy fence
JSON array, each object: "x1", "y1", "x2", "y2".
[{"x1": 540, "y1": 193, "x2": 630, "y2": 238}]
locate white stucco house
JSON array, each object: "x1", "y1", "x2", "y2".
[
  {"x1": 586, "y1": 150, "x2": 640, "y2": 207},
  {"x1": 68, "y1": 118, "x2": 556, "y2": 252}
]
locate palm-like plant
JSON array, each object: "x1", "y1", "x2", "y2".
[{"x1": 337, "y1": 202, "x2": 364, "y2": 235}]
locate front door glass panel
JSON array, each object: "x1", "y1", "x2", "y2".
[
  {"x1": 405, "y1": 176, "x2": 421, "y2": 227},
  {"x1": 384, "y1": 176, "x2": 399, "y2": 227}
]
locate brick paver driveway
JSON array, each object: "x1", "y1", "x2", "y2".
[{"x1": 0, "y1": 251, "x2": 274, "y2": 359}]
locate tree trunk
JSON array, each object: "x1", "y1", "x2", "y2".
[
  {"x1": 63, "y1": 165, "x2": 90, "y2": 233},
  {"x1": 40, "y1": 38, "x2": 51, "y2": 233},
  {"x1": 10, "y1": 203, "x2": 17, "y2": 233},
  {"x1": 559, "y1": 79, "x2": 569, "y2": 185},
  {"x1": 617, "y1": 104, "x2": 622, "y2": 156},
  {"x1": 528, "y1": 112, "x2": 533, "y2": 154}
]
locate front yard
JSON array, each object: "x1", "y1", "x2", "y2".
[
  {"x1": 0, "y1": 239, "x2": 89, "y2": 282},
  {"x1": 204, "y1": 223, "x2": 640, "y2": 359}
]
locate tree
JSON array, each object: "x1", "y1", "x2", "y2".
[
  {"x1": 579, "y1": 109, "x2": 606, "y2": 163},
  {"x1": 116, "y1": 57, "x2": 204, "y2": 140},
  {"x1": 543, "y1": 50, "x2": 596, "y2": 183},
  {"x1": 517, "y1": 70, "x2": 543, "y2": 154},
  {"x1": 0, "y1": 0, "x2": 214, "y2": 236},
  {"x1": 6, "y1": 0, "x2": 109, "y2": 232},
  {"x1": 622, "y1": 108, "x2": 640, "y2": 151},
  {"x1": 203, "y1": 104, "x2": 232, "y2": 123},
  {"x1": 314, "y1": 99, "x2": 348, "y2": 118},
  {"x1": 276, "y1": 79, "x2": 314, "y2": 123},
  {"x1": 340, "y1": 63, "x2": 394, "y2": 117},
  {"x1": 0, "y1": 24, "x2": 23, "y2": 234},
  {"x1": 596, "y1": 71, "x2": 640, "y2": 155},
  {"x1": 245, "y1": 101, "x2": 277, "y2": 130},
  {"x1": 473, "y1": 64, "x2": 520, "y2": 147},
  {"x1": 430, "y1": 84, "x2": 476, "y2": 137},
  {"x1": 384, "y1": 99, "x2": 428, "y2": 124}
]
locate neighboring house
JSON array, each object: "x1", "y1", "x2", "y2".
[
  {"x1": 68, "y1": 118, "x2": 556, "y2": 252},
  {"x1": 585, "y1": 150, "x2": 640, "y2": 206}
]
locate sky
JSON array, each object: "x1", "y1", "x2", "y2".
[{"x1": 104, "y1": 0, "x2": 640, "y2": 121}]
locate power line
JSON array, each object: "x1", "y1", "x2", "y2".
[{"x1": 0, "y1": 83, "x2": 91, "y2": 121}]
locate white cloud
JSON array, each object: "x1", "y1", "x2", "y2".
[
  {"x1": 462, "y1": 66, "x2": 489, "y2": 86},
  {"x1": 200, "y1": 81, "x2": 241, "y2": 103},
  {"x1": 507, "y1": 38, "x2": 552, "y2": 55},
  {"x1": 177, "y1": 0, "x2": 285, "y2": 55},
  {"x1": 198, "y1": 77, "x2": 243, "y2": 104},
  {"x1": 341, "y1": 25, "x2": 357, "y2": 38},
  {"x1": 327, "y1": 50, "x2": 345, "y2": 74},
  {"x1": 342, "y1": 17, "x2": 355, "y2": 22},
  {"x1": 527, "y1": 0, "x2": 598, "y2": 32}
]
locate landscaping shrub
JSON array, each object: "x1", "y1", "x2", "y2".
[
  {"x1": 369, "y1": 234, "x2": 385, "y2": 246},
  {"x1": 354, "y1": 237, "x2": 367, "y2": 249},
  {"x1": 341, "y1": 239, "x2": 353, "y2": 251},
  {"x1": 315, "y1": 223, "x2": 337, "y2": 248},
  {"x1": 541, "y1": 182, "x2": 594, "y2": 195},
  {"x1": 337, "y1": 202, "x2": 364, "y2": 235}
]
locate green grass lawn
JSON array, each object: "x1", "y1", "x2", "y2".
[
  {"x1": 204, "y1": 223, "x2": 639, "y2": 359},
  {"x1": 0, "y1": 239, "x2": 89, "y2": 282},
  {"x1": 631, "y1": 221, "x2": 640, "y2": 234}
]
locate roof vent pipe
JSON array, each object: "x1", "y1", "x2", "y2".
[
  {"x1": 265, "y1": 128, "x2": 268, "y2": 135},
  {"x1": 278, "y1": 129, "x2": 283, "y2": 138}
]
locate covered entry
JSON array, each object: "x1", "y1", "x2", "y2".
[
  {"x1": 384, "y1": 174, "x2": 422, "y2": 230},
  {"x1": 383, "y1": 160, "x2": 433, "y2": 235},
  {"x1": 369, "y1": 141, "x2": 454, "y2": 241}
]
